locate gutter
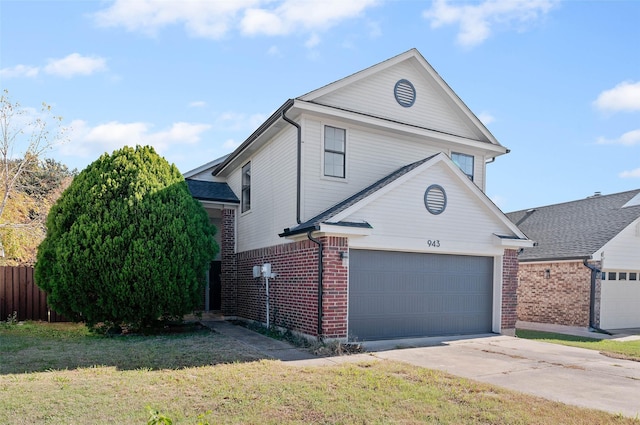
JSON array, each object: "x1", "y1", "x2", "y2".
[{"x1": 582, "y1": 259, "x2": 612, "y2": 335}]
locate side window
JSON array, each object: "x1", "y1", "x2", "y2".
[
  {"x1": 451, "y1": 152, "x2": 474, "y2": 181},
  {"x1": 241, "y1": 162, "x2": 251, "y2": 213},
  {"x1": 324, "y1": 126, "x2": 346, "y2": 178}
]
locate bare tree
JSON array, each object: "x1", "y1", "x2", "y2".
[{"x1": 0, "y1": 89, "x2": 68, "y2": 258}]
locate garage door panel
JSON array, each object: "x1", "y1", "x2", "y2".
[{"x1": 349, "y1": 250, "x2": 493, "y2": 340}]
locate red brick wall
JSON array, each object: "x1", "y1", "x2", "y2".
[
  {"x1": 221, "y1": 209, "x2": 237, "y2": 316},
  {"x1": 235, "y1": 236, "x2": 349, "y2": 339},
  {"x1": 517, "y1": 261, "x2": 592, "y2": 327},
  {"x1": 501, "y1": 249, "x2": 519, "y2": 331}
]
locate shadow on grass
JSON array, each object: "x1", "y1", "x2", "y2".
[{"x1": 0, "y1": 322, "x2": 269, "y2": 375}]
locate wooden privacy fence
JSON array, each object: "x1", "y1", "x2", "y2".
[{"x1": 0, "y1": 266, "x2": 67, "y2": 322}]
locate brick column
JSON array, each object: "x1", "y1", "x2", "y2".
[
  {"x1": 221, "y1": 208, "x2": 237, "y2": 316},
  {"x1": 501, "y1": 249, "x2": 519, "y2": 334},
  {"x1": 320, "y1": 236, "x2": 349, "y2": 339}
]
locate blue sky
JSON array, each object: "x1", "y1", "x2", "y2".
[{"x1": 1, "y1": 0, "x2": 639, "y2": 212}]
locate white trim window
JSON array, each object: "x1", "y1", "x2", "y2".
[
  {"x1": 451, "y1": 152, "x2": 474, "y2": 181},
  {"x1": 241, "y1": 161, "x2": 251, "y2": 213},
  {"x1": 324, "y1": 126, "x2": 346, "y2": 178}
]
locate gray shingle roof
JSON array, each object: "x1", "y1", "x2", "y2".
[
  {"x1": 186, "y1": 179, "x2": 239, "y2": 203},
  {"x1": 280, "y1": 155, "x2": 437, "y2": 237},
  {"x1": 506, "y1": 189, "x2": 640, "y2": 261}
]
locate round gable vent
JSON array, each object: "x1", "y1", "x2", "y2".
[
  {"x1": 394, "y1": 79, "x2": 416, "y2": 107},
  {"x1": 424, "y1": 184, "x2": 447, "y2": 215}
]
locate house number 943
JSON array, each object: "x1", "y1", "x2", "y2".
[{"x1": 427, "y1": 239, "x2": 441, "y2": 247}]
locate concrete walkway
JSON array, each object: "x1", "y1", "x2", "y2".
[
  {"x1": 202, "y1": 320, "x2": 640, "y2": 418},
  {"x1": 200, "y1": 320, "x2": 316, "y2": 361}
]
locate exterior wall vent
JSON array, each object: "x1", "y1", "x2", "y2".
[
  {"x1": 424, "y1": 184, "x2": 447, "y2": 215},
  {"x1": 394, "y1": 79, "x2": 416, "y2": 107}
]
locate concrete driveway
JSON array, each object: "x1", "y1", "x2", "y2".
[{"x1": 361, "y1": 335, "x2": 640, "y2": 418}]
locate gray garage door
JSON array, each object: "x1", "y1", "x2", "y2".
[{"x1": 349, "y1": 250, "x2": 494, "y2": 341}]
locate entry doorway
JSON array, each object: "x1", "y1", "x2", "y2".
[{"x1": 209, "y1": 261, "x2": 222, "y2": 311}]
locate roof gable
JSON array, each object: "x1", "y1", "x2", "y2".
[
  {"x1": 506, "y1": 189, "x2": 640, "y2": 261},
  {"x1": 214, "y1": 49, "x2": 506, "y2": 178},
  {"x1": 299, "y1": 48, "x2": 500, "y2": 145},
  {"x1": 282, "y1": 153, "x2": 527, "y2": 244}
]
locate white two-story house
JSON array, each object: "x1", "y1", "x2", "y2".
[{"x1": 185, "y1": 49, "x2": 532, "y2": 341}]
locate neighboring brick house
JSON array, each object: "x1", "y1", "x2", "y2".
[
  {"x1": 185, "y1": 49, "x2": 532, "y2": 341},
  {"x1": 506, "y1": 189, "x2": 640, "y2": 331}
]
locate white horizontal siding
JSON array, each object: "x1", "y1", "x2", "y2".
[
  {"x1": 302, "y1": 117, "x2": 485, "y2": 221},
  {"x1": 345, "y1": 161, "x2": 511, "y2": 256},
  {"x1": 232, "y1": 126, "x2": 298, "y2": 252},
  {"x1": 594, "y1": 218, "x2": 640, "y2": 269},
  {"x1": 314, "y1": 58, "x2": 479, "y2": 140},
  {"x1": 600, "y1": 281, "x2": 640, "y2": 328}
]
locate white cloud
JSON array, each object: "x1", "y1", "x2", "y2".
[
  {"x1": 477, "y1": 111, "x2": 496, "y2": 125},
  {"x1": 94, "y1": 0, "x2": 262, "y2": 38},
  {"x1": 222, "y1": 138, "x2": 241, "y2": 151},
  {"x1": 593, "y1": 81, "x2": 640, "y2": 113},
  {"x1": 619, "y1": 168, "x2": 640, "y2": 178},
  {"x1": 267, "y1": 45, "x2": 283, "y2": 57},
  {"x1": 241, "y1": 0, "x2": 379, "y2": 36},
  {"x1": 93, "y1": 0, "x2": 379, "y2": 40},
  {"x1": 305, "y1": 33, "x2": 321, "y2": 49},
  {"x1": 214, "y1": 111, "x2": 267, "y2": 132},
  {"x1": 62, "y1": 119, "x2": 211, "y2": 159},
  {"x1": 423, "y1": 0, "x2": 557, "y2": 47},
  {"x1": 596, "y1": 129, "x2": 640, "y2": 146},
  {"x1": 44, "y1": 53, "x2": 107, "y2": 78},
  {"x1": 367, "y1": 20, "x2": 382, "y2": 38},
  {"x1": 189, "y1": 101, "x2": 207, "y2": 108},
  {"x1": 0, "y1": 64, "x2": 39, "y2": 79}
]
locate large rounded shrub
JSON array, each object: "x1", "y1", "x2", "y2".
[{"x1": 35, "y1": 145, "x2": 218, "y2": 330}]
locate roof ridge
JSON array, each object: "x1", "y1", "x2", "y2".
[{"x1": 508, "y1": 188, "x2": 640, "y2": 214}]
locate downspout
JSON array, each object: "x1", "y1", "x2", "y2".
[
  {"x1": 281, "y1": 102, "x2": 324, "y2": 340},
  {"x1": 307, "y1": 230, "x2": 324, "y2": 341},
  {"x1": 281, "y1": 102, "x2": 302, "y2": 225},
  {"x1": 582, "y1": 259, "x2": 611, "y2": 335}
]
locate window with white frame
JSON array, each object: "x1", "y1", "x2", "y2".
[
  {"x1": 241, "y1": 162, "x2": 251, "y2": 213},
  {"x1": 451, "y1": 152, "x2": 474, "y2": 181},
  {"x1": 324, "y1": 126, "x2": 346, "y2": 178}
]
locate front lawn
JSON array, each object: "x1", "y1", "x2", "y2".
[
  {"x1": 516, "y1": 329, "x2": 640, "y2": 361},
  {"x1": 1, "y1": 322, "x2": 638, "y2": 424}
]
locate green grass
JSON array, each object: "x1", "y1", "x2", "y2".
[
  {"x1": 0, "y1": 321, "x2": 264, "y2": 373},
  {"x1": 1, "y1": 322, "x2": 639, "y2": 424},
  {"x1": 516, "y1": 329, "x2": 640, "y2": 361}
]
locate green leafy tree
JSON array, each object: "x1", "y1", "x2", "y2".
[{"x1": 35, "y1": 145, "x2": 217, "y2": 330}]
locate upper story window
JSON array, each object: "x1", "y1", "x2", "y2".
[
  {"x1": 451, "y1": 152, "x2": 474, "y2": 181},
  {"x1": 241, "y1": 162, "x2": 251, "y2": 213},
  {"x1": 324, "y1": 126, "x2": 346, "y2": 178}
]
